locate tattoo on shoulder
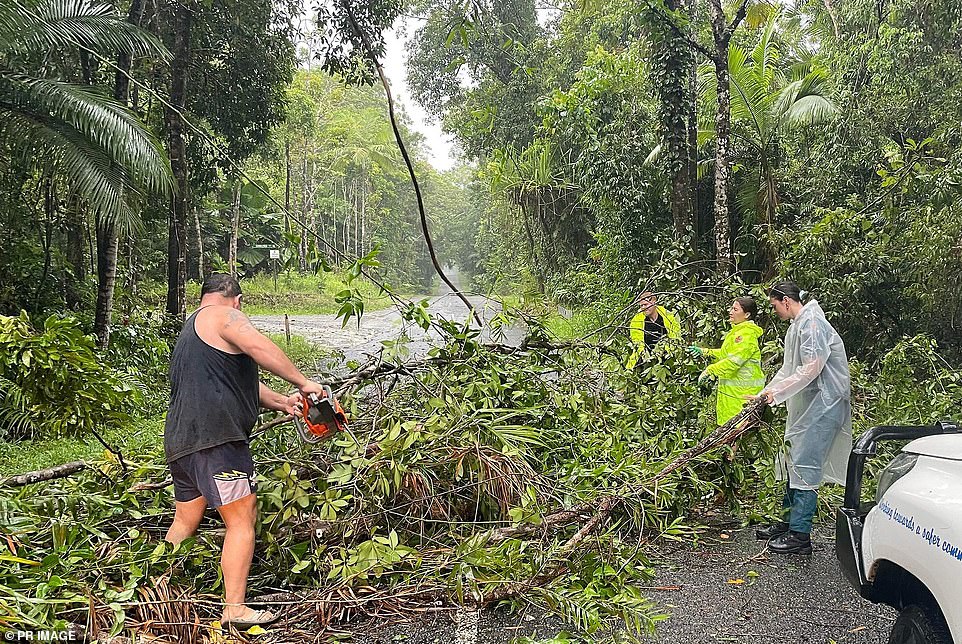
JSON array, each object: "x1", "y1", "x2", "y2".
[
  {"x1": 225, "y1": 309, "x2": 242, "y2": 326},
  {"x1": 224, "y1": 309, "x2": 255, "y2": 334}
]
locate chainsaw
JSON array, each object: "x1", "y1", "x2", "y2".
[{"x1": 293, "y1": 385, "x2": 349, "y2": 444}]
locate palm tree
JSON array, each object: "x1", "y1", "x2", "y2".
[
  {"x1": 0, "y1": 0, "x2": 172, "y2": 225},
  {"x1": 699, "y1": 13, "x2": 836, "y2": 269}
]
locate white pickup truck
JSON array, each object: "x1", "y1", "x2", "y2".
[{"x1": 837, "y1": 421, "x2": 962, "y2": 644}]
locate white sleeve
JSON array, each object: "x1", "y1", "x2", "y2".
[
  {"x1": 766, "y1": 317, "x2": 830, "y2": 405},
  {"x1": 765, "y1": 361, "x2": 791, "y2": 394}
]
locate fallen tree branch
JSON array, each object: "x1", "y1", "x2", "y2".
[
  {"x1": 475, "y1": 399, "x2": 770, "y2": 603},
  {"x1": 481, "y1": 495, "x2": 619, "y2": 605},
  {"x1": 0, "y1": 461, "x2": 87, "y2": 487},
  {"x1": 128, "y1": 477, "x2": 172, "y2": 492},
  {"x1": 650, "y1": 396, "x2": 768, "y2": 483}
]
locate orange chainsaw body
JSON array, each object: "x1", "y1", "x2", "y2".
[{"x1": 295, "y1": 385, "x2": 348, "y2": 443}]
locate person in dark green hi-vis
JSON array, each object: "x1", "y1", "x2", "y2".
[
  {"x1": 688, "y1": 297, "x2": 765, "y2": 426},
  {"x1": 625, "y1": 291, "x2": 681, "y2": 369}
]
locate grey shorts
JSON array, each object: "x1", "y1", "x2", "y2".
[{"x1": 169, "y1": 441, "x2": 256, "y2": 508}]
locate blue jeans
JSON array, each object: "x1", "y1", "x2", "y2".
[{"x1": 781, "y1": 485, "x2": 817, "y2": 534}]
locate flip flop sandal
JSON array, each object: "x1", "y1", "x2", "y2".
[{"x1": 221, "y1": 609, "x2": 278, "y2": 631}]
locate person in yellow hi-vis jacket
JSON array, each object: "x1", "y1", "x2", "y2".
[
  {"x1": 626, "y1": 291, "x2": 682, "y2": 369},
  {"x1": 688, "y1": 297, "x2": 765, "y2": 425}
]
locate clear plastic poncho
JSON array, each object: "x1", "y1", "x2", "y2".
[{"x1": 764, "y1": 300, "x2": 852, "y2": 490}]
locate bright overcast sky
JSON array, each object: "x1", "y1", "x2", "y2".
[
  {"x1": 296, "y1": 11, "x2": 457, "y2": 171},
  {"x1": 382, "y1": 18, "x2": 458, "y2": 172}
]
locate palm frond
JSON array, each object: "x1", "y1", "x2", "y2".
[
  {"x1": 778, "y1": 93, "x2": 836, "y2": 129},
  {"x1": 734, "y1": 165, "x2": 763, "y2": 224},
  {"x1": 519, "y1": 141, "x2": 557, "y2": 187},
  {"x1": 773, "y1": 68, "x2": 836, "y2": 130},
  {"x1": 643, "y1": 141, "x2": 662, "y2": 167},
  {"x1": 1, "y1": 74, "x2": 172, "y2": 195},
  {"x1": 0, "y1": 376, "x2": 38, "y2": 438},
  {"x1": 752, "y1": 8, "x2": 781, "y2": 85},
  {"x1": 744, "y1": 1, "x2": 775, "y2": 30},
  {"x1": 0, "y1": 0, "x2": 169, "y2": 60},
  {"x1": 697, "y1": 125, "x2": 716, "y2": 149},
  {"x1": 696, "y1": 61, "x2": 718, "y2": 131},
  {"x1": 728, "y1": 45, "x2": 766, "y2": 137},
  {"x1": 2, "y1": 110, "x2": 137, "y2": 225},
  {"x1": 696, "y1": 156, "x2": 714, "y2": 181}
]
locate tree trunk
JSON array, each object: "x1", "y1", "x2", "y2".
[
  {"x1": 662, "y1": 0, "x2": 695, "y2": 247},
  {"x1": 354, "y1": 178, "x2": 360, "y2": 257},
  {"x1": 307, "y1": 157, "x2": 316, "y2": 264},
  {"x1": 343, "y1": 180, "x2": 350, "y2": 257},
  {"x1": 318, "y1": 191, "x2": 325, "y2": 260},
  {"x1": 711, "y1": 55, "x2": 733, "y2": 274},
  {"x1": 229, "y1": 177, "x2": 241, "y2": 276},
  {"x1": 124, "y1": 233, "x2": 136, "y2": 316},
  {"x1": 94, "y1": 219, "x2": 119, "y2": 339},
  {"x1": 65, "y1": 194, "x2": 86, "y2": 310},
  {"x1": 688, "y1": 50, "x2": 699, "y2": 242},
  {"x1": 94, "y1": 0, "x2": 145, "y2": 345},
  {"x1": 361, "y1": 181, "x2": 367, "y2": 255},
  {"x1": 193, "y1": 204, "x2": 204, "y2": 281},
  {"x1": 709, "y1": 0, "x2": 748, "y2": 275},
  {"x1": 332, "y1": 179, "x2": 338, "y2": 261},
  {"x1": 164, "y1": 1, "x2": 191, "y2": 321},
  {"x1": 34, "y1": 181, "x2": 56, "y2": 309},
  {"x1": 300, "y1": 151, "x2": 308, "y2": 270},
  {"x1": 284, "y1": 140, "x2": 292, "y2": 238}
]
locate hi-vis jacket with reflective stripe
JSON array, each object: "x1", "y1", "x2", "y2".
[
  {"x1": 625, "y1": 306, "x2": 682, "y2": 369},
  {"x1": 704, "y1": 320, "x2": 765, "y2": 425}
]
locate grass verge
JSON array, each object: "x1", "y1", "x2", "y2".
[{"x1": 0, "y1": 415, "x2": 164, "y2": 476}]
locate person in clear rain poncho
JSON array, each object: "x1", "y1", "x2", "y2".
[{"x1": 750, "y1": 282, "x2": 852, "y2": 555}]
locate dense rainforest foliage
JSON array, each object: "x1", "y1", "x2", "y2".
[
  {"x1": 1, "y1": 0, "x2": 961, "y2": 640},
  {"x1": 405, "y1": 0, "x2": 962, "y2": 361}
]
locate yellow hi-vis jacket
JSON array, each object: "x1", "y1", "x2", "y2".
[
  {"x1": 625, "y1": 306, "x2": 682, "y2": 369},
  {"x1": 704, "y1": 320, "x2": 765, "y2": 425}
]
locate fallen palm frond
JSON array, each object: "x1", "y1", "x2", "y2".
[{"x1": 131, "y1": 576, "x2": 201, "y2": 642}]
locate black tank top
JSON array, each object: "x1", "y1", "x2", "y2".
[{"x1": 164, "y1": 307, "x2": 260, "y2": 462}]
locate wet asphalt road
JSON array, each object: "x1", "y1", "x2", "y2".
[
  {"x1": 634, "y1": 522, "x2": 895, "y2": 644},
  {"x1": 334, "y1": 523, "x2": 895, "y2": 644},
  {"x1": 249, "y1": 291, "x2": 522, "y2": 365}
]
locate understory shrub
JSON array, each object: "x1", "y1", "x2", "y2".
[{"x1": 0, "y1": 312, "x2": 136, "y2": 439}]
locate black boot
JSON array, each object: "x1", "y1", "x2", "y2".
[
  {"x1": 768, "y1": 530, "x2": 812, "y2": 555},
  {"x1": 755, "y1": 521, "x2": 789, "y2": 540}
]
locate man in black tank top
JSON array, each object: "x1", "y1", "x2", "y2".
[{"x1": 163, "y1": 274, "x2": 327, "y2": 629}]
